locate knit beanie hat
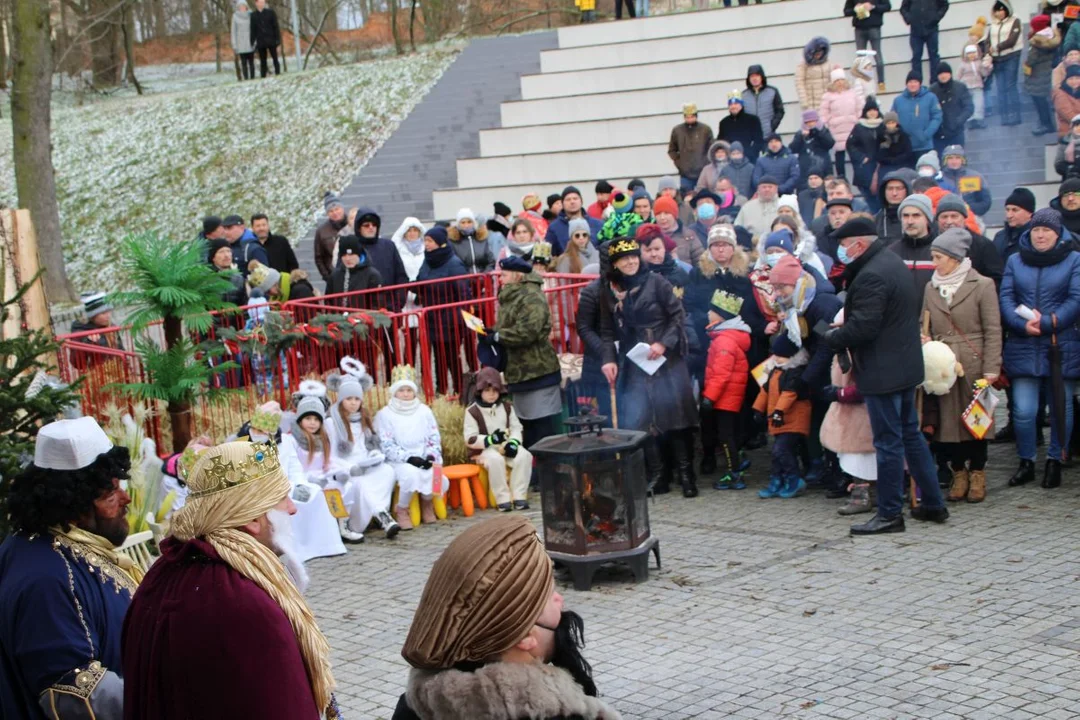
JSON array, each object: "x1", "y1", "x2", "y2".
[
  {"x1": 778, "y1": 195, "x2": 799, "y2": 215},
  {"x1": 246, "y1": 261, "x2": 281, "y2": 296},
  {"x1": 561, "y1": 185, "x2": 582, "y2": 201},
  {"x1": 567, "y1": 217, "x2": 590, "y2": 237},
  {"x1": 899, "y1": 193, "x2": 933, "y2": 221},
  {"x1": 631, "y1": 188, "x2": 653, "y2": 207},
  {"x1": 931, "y1": 227, "x2": 972, "y2": 260},
  {"x1": 595, "y1": 180, "x2": 614, "y2": 194},
  {"x1": 493, "y1": 201, "x2": 512, "y2": 218},
  {"x1": 203, "y1": 215, "x2": 223, "y2": 235},
  {"x1": 323, "y1": 192, "x2": 343, "y2": 212},
  {"x1": 862, "y1": 96, "x2": 880, "y2": 117},
  {"x1": 295, "y1": 395, "x2": 327, "y2": 423},
  {"x1": 425, "y1": 226, "x2": 449, "y2": 247},
  {"x1": 1068, "y1": 65, "x2": 1080, "y2": 80},
  {"x1": 610, "y1": 190, "x2": 633, "y2": 214},
  {"x1": 654, "y1": 196, "x2": 679, "y2": 217},
  {"x1": 763, "y1": 229, "x2": 795, "y2": 255},
  {"x1": 627, "y1": 178, "x2": 646, "y2": 192},
  {"x1": 1005, "y1": 187, "x2": 1036, "y2": 213},
  {"x1": 936, "y1": 193, "x2": 968, "y2": 218},
  {"x1": 802, "y1": 109, "x2": 820, "y2": 126},
  {"x1": 546, "y1": 193, "x2": 561, "y2": 210},
  {"x1": 456, "y1": 208, "x2": 476, "y2": 225},
  {"x1": 964, "y1": 44, "x2": 979, "y2": 56},
  {"x1": 729, "y1": 141, "x2": 745, "y2": 156},
  {"x1": 338, "y1": 235, "x2": 363, "y2": 258},
  {"x1": 757, "y1": 175, "x2": 780, "y2": 188},
  {"x1": 1030, "y1": 14, "x2": 1050, "y2": 34},
  {"x1": 942, "y1": 145, "x2": 965, "y2": 161},
  {"x1": 771, "y1": 332, "x2": 800, "y2": 359},
  {"x1": 1031, "y1": 208, "x2": 1063, "y2": 236},
  {"x1": 708, "y1": 223, "x2": 737, "y2": 247},
  {"x1": 906, "y1": 70, "x2": 923, "y2": 84},
  {"x1": 916, "y1": 151, "x2": 941, "y2": 174},
  {"x1": 830, "y1": 67, "x2": 847, "y2": 83},
  {"x1": 727, "y1": 90, "x2": 744, "y2": 107},
  {"x1": 657, "y1": 176, "x2": 679, "y2": 195},
  {"x1": 206, "y1": 237, "x2": 231, "y2": 263},
  {"x1": 769, "y1": 254, "x2": 804, "y2": 286},
  {"x1": 937, "y1": 61, "x2": 953, "y2": 76},
  {"x1": 1061, "y1": 177, "x2": 1080, "y2": 197},
  {"x1": 883, "y1": 111, "x2": 900, "y2": 124}
]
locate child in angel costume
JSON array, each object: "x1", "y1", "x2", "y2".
[
  {"x1": 374, "y1": 365, "x2": 443, "y2": 530},
  {"x1": 326, "y1": 358, "x2": 401, "y2": 543}
]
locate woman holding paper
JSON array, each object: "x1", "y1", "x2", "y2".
[
  {"x1": 600, "y1": 237, "x2": 700, "y2": 498},
  {"x1": 918, "y1": 228, "x2": 1002, "y2": 504},
  {"x1": 999, "y1": 208, "x2": 1080, "y2": 490}
]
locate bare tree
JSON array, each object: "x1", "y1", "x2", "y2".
[
  {"x1": 11, "y1": 0, "x2": 77, "y2": 303},
  {"x1": 389, "y1": 0, "x2": 402, "y2": 55}
]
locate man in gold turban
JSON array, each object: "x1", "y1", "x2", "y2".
[
  {"x1": 121, "y1": 441, "x2": 340, "y2": 719},
  {"x1": 393, "y1": 515, "x2": 621, "y2": 720}
]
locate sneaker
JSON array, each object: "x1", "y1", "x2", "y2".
[
  {"x1": 712, "y1": 473, "x2": 733, "y2": 490},
  {"x1": 731, "y1": 473, "x2": 747, "y2": 490},
  {"x1": 338, "y1": 518, "x2": 365, "y2": 543},
  {"x1": 909, "y1": 505, "x2": 950, "y2": 523},
  {"x1": 758, "y1": 476, "x2": 783, "y2": 498},
  {"x1": 377, "y1": 510, "x2": 400, "y2": 540},
  {"x1": 777, "y1": 476, "x2": 806, "y2": 499},
  {"x1": 497, "y1": 503, "x2": 513, "y2": 512},
  {"x1": 513, "y1": 500, "x2": 530, "y2": 510}
]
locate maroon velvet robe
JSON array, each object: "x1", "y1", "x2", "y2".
[{"x1": 121, "y1": 537, "x2": 321, "y2": 720}]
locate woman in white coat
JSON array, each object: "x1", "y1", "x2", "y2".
[
  {"x1": 327, "y1": 359, "x2": 400, "y2": 542},
  {"x1": 374, "y1": 365, "x2": 443, "y2": 530}
]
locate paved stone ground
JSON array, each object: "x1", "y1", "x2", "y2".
[{"x1": 304, "y1": 439, "x2": 1080, "y2": 719}]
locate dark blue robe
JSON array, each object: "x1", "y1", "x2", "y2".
[{"x1": 0, "y1": 533, "x2": 133, "y2": 719}]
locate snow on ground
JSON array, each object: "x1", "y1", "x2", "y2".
[{"x1": 0, "y1": 47, "x2": 458, "y2": 291}]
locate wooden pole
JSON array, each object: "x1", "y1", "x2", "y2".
[
  {"x1": 609, "y1": 383, "x2": 618, "y2": 429},
  {"x1": 1, "y1": 208, "x2": 52, "y2": 339}
]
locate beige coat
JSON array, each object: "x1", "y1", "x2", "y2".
[
  {"x1": 820, "y1": 358, "x2": 875, "y2": 455},
  {"x1": 921, "y1": 268, "x2": 1002, "y2": 444},
  {"x1": 796, "y1": 62, "x2": 834, "y2": 113}
]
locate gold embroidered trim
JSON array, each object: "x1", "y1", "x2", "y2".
[
  {"x1": 47, "y1": 660, "x2": 107, "y2": 700},
  {"x1": 52, "y1": 534, "x2": 138, "y2": 596},
  {"x1": 187, "y1": 441, "x2": 282, "y2": 499}
]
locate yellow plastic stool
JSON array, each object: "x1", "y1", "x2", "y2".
[{"x1": 477, "y1": 466, "x2": 498, "y2": 508}]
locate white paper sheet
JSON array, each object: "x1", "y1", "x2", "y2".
[{"x1": 626, "y1": 342, "x2": 667, "y2": 376}]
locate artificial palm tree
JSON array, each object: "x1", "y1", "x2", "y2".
[{"x1": 109, "y1": 232, "x2": 238, "y2": 451}]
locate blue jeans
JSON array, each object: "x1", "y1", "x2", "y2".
[
  {"x1": 910, "y1": 30, "x2": 940, "y2": 78},
  {"x1": 864, "y1": 388, "x2": 945, "y2": 518},
  {"x1": 1012, "y1": 377, "x2": 1076, "y2": 461},
  {"x1": 993, "y1": 53, "x2": 1022, "y2": 124},
  {"x1": 635, "y1": 0, "x2": 648, "y2": 16},
  {"x1": 679, "y1": 174, "x2": 696, "y2": 194}
]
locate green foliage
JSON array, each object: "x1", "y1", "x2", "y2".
[
  {"x1": 109, "y1": 337, "x2": 238, "y2": 406},
  {"x1": 213, "y1": 309, "x2": 391, "y2": 360},
  {"x1": 0, "y1": 264, "x2": 83, "y2": 536},
  {"x1": 108, "y1": 231, "x2": 238, "y2": 334}
]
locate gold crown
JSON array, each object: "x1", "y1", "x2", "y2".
[
  {"x1": 710, "y1": 289, "x2": 744, "y2": 316},
  {"x1": 608, "y1": 238, "x2": 640, "y2": 257},
  {"x1": 726, "y1": 89, "x2": 741, "y2": 102},
  {"x1": 531, "y1": 240, "x2": 553, "y2": 262},
  {"x1": 247, "y1": 261, "x2": 271, "y2": 288},
  {"x1": 186, "y1": 441, "x2": 282, "y2": 499},
  {"x1": 250, "y1": 408, "x2": 282, "y2": 434},
  {"x1": 391, "y1": 364, "x2": 419, "y2": 387}
]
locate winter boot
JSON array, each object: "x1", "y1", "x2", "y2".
[
  {"x1": 758, "y1": 476, "x2": 783, "y2": 498},
  {"x1": 1007, "y1": 459, "x2": 1035, "y2": 486},
  {"x1": 420, "y1": 496, "x2": 437, "y2": 524},
  {"x1": 1042, "y1": 459, "x2": 1062, "y2": 489},
  {"x1": 712, "y1": 472, "x2": 733, "y2": 490},
  {"x1": 377, "y1": 510, "x2": 400, "y2": 539},
  {"x1": 966, "y1": 470, "x2": 986, "y2": 503},
  {"x1": 395, "y1": 505, "x2": 414, "y2": 530},
  {"x1": 338, "y1": 518, "x2": 365, "y2": 543},
  {"x1": 947, "y1": 468, "x2": 970, "y2": 502},
  {"x1": 837, "y1": 483, "x2": 872, "y2": 515},
  {"x1": 777, "y1": 475, "x2": 806, "y2": 499},
  {"x1": 645, "y1": 439, "x2": 669, "y2": 494},
  {"x1": 676, "y1": 430, "x2": 699, "y2": 498}
]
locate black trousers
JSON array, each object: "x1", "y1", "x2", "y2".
[
  {"x1": 701, "y1": 408, "x2": 741, "y2": 473},
  {"x1": 239, "y1": 52, "x2": 255, "y2": 80},
  {"x1": 771, "y1": 432, "x2": 802, "y2": 478},
  {"x1": 615, "y1": 0, "x2": 635, "y2": 18},
  {"x1": 945, "y1": 440, "x2": 988, "y2": 471},
  {"x1": 522, "y1": 414, "x2": 561, "y2": 450},
  {"x1": 259, "y1": 45, "x2": 280, "y2": 77}
]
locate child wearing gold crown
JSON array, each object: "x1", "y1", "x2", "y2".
[
  {"x1": 374, "y1": 365, "x2": 443, "y2": 529},
  {"x1": 701, "y1": 289, "x2": 752, "y2": 490},
  {"x1": 326, "y1": 358, "x2": 399, "y2": 543}
]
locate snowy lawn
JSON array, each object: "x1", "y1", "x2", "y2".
[{"x1": 0, "y1": 47, "x2": 458, "y2": 291}]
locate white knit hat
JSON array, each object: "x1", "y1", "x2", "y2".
[
  {"x1": 707, "y1": 223, "x2": 737, "y2": 247},
  {"x1": 830, "y1": 68, "x2": 847, "y2": 83},
  {"x1": 778, "y1": 194, "x2": 800, "y2": 214},
  {"x1": 33, "y1": 417, "x2": 113, "y2": 471},
  {"x1": 456, "y1": 208, "x2": 477, "y2": 226}
]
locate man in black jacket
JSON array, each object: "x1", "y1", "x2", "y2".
[
  {"x1": 930, "y1": 62, "x2": 973, "y2": 158},
  {"x1": 251, "y1": 0, "x2": 281, "y2": 77},
  {"x1": 900, "y1": 0, "x2": 949, "y2": 78},
  {"x1": 826, "y1": 216, "x2": 948, "y2": 534},
  {"x1": 717, "y1": 94, "x2": 764, "y2": 163},
  {"x1": 251, "y1": 213, "x2": 299, "y2": 273},
  {"x1": 844, "y1": 0, "x2": 891, "y2": 90},
  {"x1": 992, "y1": 187, "x2": 1034, "y2": 263}
]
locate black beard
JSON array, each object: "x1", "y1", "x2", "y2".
[{"x1": 550, "y1": 610, "x2": 597, "y2": 697}]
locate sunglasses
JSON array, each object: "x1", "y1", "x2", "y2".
[{"x1": 572, "y1": 232, "x2": 590, "y2": 238}]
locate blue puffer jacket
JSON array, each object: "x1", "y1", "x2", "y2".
[
  {"x1": 751, "y1": 146, "x2": 800, "y2": 194},
  {"x1": 940, "y1": 166, "x2": 992, "y2": 218},
  {"x1": 999, "y1": 233, "x2": 1080, "y2": 379},
  {"x1": 890, "y1": 87, "x2": 942, "y2": 153}
]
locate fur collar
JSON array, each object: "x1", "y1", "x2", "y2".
[
  {"x1": 448, "y1": 225, "x2": 490, "y2": 242},
  {"x1": 406, "y1": 662, "x2": 623, "y2": 720},
  {"x1": 696, "y1": 246, "x2": 750, "y2": 279}
]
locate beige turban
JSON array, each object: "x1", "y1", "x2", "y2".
[
  {"x1": 171, "y1": 442, "x2": 337, "y2": 716},
  {"x1": 402, "y1": 515, "x2": 554, "y2": 670}
]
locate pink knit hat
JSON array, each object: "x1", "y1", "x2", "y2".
[{"x1": 770, "y1": 255, "x2": 804, "y2": 286}]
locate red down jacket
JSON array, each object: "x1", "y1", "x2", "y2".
[{"x1": 702, "y1": 324, "x2": 751, "y2": 412}]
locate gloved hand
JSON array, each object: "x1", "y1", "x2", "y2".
[
  {"x1": 331, "y1": 470, "x2": 350, "y2": 485},
  {"x1": 485, "y1": 428, "x2": 508, "y2": 447},
  {"x1": 504, "y1": 439, "x2": 520, "y2": 458},
  {"x1": 424, "y1": 454, "x2": 437, "y2": 469},
  {"x1": 770, "y1": 410, "x2": 785, "y2": 428},
  {"x1": 700, "y1": 397, "x2": 714, "y2": 411},
  {"x1": 350, "y1": 463, "x2": 368, "y2": 477},
  {"x1": 820, "y1": 385, "x2": 839, "y2": 405},
  {"x1": 753, "y1": 410, "x2": 766, "y2": 428},
  {"x1": 407, "y1": 456, "x2": 427, "y2": 468}
]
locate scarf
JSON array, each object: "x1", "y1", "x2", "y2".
[
  {"x1": 715, "y1": 316, "x2": 751, "y2": 333},
  {"x1": 403, "y1": 237, "x2": 424, "y2": 255},
  {"x1": 424, "y1": 244, "x2": 456, "y2": 269},
  {"x1": 391, "y1": 397, "x2": 421, "y2": 414},
  {"x1": 1019, "y1": 236, "x2": 1074, "y2": 268},
  {"x1": 51, "y1": 525, "x2": 144, "y2": 588},
  {"x1": 505, "y1": 239, "x2": 535, "y2": 258},
  {"x1": 859, "y1": 116, "x2": 883, "y2": 129},
  {"x1": 930, "y1": 258, "x2": 971, "y2": 305}
]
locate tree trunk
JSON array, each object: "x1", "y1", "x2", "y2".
[
  {"x1": 162, "y1": 315, "x2": 192, "y2": 451},
  {"x1": 409, "y1": 0, "x2": 416, "y2": 52},
  {"x1": 153, "y1": 0, "x2": 167, "y2": 37},
  {"x1": 87, "y1": 0, "x2": 123, "y2": 87},
  {"x1": 0, "y1": 13, "x2": 8, "y2": 90},
  {"x1": 190, "y1": 0, "x2": 204, "y2": 33},
  {"x1": 214, "y1": 30, "x2": 221, "y2": 72},
  {"x1": 121, "y1": 4, "x2": 142, "y2": 94},
  {"x1": 10, "y1": 0, "x2": 76, "y2": 305},
  {"x1": 390, "y1": 0, "x2": 402, "y2": 55}
]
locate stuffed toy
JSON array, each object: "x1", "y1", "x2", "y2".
[{"x1": 922, "y1": 341, "x2": 965, "y2": 396}]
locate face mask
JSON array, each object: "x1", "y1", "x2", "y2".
[
  {"x1": 697, "y1": 204, "x2": 717, "y2": 221},
  {"x1": 837, "y1": 244, "x2": 853, "y2": 265},
  {"x1": 766, "y1": 253, "x2": 782, "y2": 268},
  {"x1": 918, "y1": 168, "x2": 936, "y2": 177}
]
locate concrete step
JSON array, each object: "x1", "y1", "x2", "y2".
[{"x1": 542, "y1": 0, "x2": 983, "y2": 72}]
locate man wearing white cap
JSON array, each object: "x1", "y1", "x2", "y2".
[{"x1": 0, "y1": 417, "x2": 137, "y2": 719}]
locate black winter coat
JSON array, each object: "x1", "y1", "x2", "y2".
[
  {"x1": 886, "y1": 231, "x2": 936, "y2": 299},
  {"x1": 931, "y1": 80, "x2": 974, "y2": 139},
  {"x1": 992, "y1": 222, "x2": 1029, "y2": 264},
  {"x1": 600, "y1": 270, "x2": 698, "y2": 433},
  {"x1": 968, "y1": 231, "x2": 1005, "y2": 289},
  {"x1": 846, "y1": 121, "x2": 881, "y2": 188},
  {"x1": 576, "y1": 280, "x2": 607, "y2": 385},
  {"x1": 826, "y1": 239, "x2": 925, "y2": 394},
  {"x1": 844, "y1": 0, "x2": 891, "y2": 29},
  {"x1": 260, "y1": 233, "x2": 299, "y2": 273},
  {"x1": 876, "y1": 126, "x2": 914, "y2": 173},
  {"x1": 789, "y1": 127, "x2": 836, "y2": 188},
  {"x1": 327, "y1": 256, "x2": 382, "y2": 306},
  {"x1": 250, "y1": 6, "x2": 280, "y2": 48},
  {"x1": 717, "y1": 111, "x2": 765, "y2": 163},
  {"x1": 900, "y1": 0, "x2": 949, "y2": 36},
  {"x1": 416, "y1": 246, "x2": 471, "y2": 334}
]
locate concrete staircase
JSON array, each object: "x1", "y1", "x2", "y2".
[
  {"x1": 430, "y1": 0, "x2": 1055, "y2": 229},
  {"x1": 295, "y1": 31, "x2": 557, "y2": 276}
]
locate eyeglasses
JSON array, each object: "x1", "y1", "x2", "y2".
[{"x1": 572, "y1": 232, "x2": 590, "y2": 238}]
